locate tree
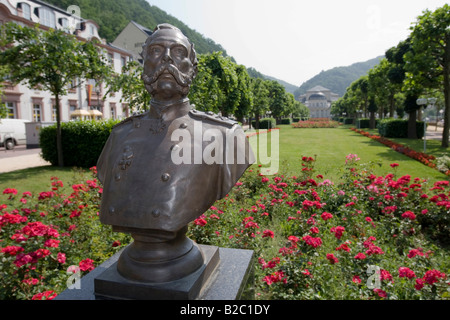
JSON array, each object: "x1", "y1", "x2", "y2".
[
  {"x1": 197, "y1": 52, "x2": 240, "y2": 117},
  {"x1": 233, "y1": 65, "x2": 253, "y2": 124},
  {"x1": 105, "y1": 60, "x2": 150, "y2": 114},
  {"x1": 406, "y1": 4, "x2": 450, "y2": 147},
  {"x1": 267, "y1": 80, "x2": 287, "y2": 121},
  {"x1": 0, "y1": 22, "x2": 110, "y2": 166},
  {"x1": 250, "y1": 77, "x2": 270, "y2": 129}
]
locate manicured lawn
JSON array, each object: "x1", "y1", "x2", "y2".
[
  {"x1": 362, "y1": 127, "x2": 448, "y2": 159},
  {"x1": 0, "y1": 166, "x2": 92, "y2": 195},
  {"x1": 1, "y1": 125, "x2": 448, "y2": 194},
  {"x1": 249, "y1": 125, "x2": 449, "y2": 183}
]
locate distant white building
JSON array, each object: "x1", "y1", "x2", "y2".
[
  {"x1": 0, "y1": 0, "x2": 134, "y2": 122},
  {"x1": 298, "y1": 85, "x2": 339, "y2": 119}
]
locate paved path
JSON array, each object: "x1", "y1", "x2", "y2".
[{"x1": 0, "y1": 146, "x2": 51, "y2": 174}]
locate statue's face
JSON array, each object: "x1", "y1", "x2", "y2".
[{"x1": 142, "y1": 28, "x2": 196, "y2": 101}]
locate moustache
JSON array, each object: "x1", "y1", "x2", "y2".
[{"x1": 142, "y1": 63, "x2": 193, "y2": 88}]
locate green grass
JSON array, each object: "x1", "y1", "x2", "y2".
[
  {"x1": 0, "y1": 166, "x2": 91, "y2": 195},
  {"x1": 249, "y1": 125, "x2": 449, "y2": 183},
  {"x1": 362, "y1": 126, "x2": 449, "y2": 159},
  {"x1": 0, "y1": 125, "x2": 448, "y2": 194}
]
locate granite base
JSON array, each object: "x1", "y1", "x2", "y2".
[{"x1": 55, "y1": 245, "x2": 254, "y2": 300}]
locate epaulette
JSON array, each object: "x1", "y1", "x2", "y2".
[
  {"x1": 113, "y1": 112, "x2": 146, "y2": 129},
  {"x1": 189, "y1": 109, "x2": 237, "y2": 128}
]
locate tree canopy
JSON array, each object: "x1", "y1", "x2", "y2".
[
  {"x1": 331, "y1": 4, "x2": 450, "y2": 147},
  {"x1": 0, "y1": 22, "x2": 111, "y2": 166}
]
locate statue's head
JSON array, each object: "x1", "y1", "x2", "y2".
[{"x1": 141, "y1": 24, "x2": 198, "y2": 102}]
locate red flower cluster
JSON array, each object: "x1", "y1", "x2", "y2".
[
  {"x1": 245, "y1": 128, "x2": 280, "y2": 137},
  {"x1": 351, "y1": 128, "x2": 446, "y2": 174},
  {"x1": 292, "y1": 118, "x2": 340, "y2": 128}
]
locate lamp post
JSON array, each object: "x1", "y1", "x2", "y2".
[{"x1": 416, "y1": 98, "x2": 436, "y2": 153}]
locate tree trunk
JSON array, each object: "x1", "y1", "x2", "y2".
[
  {"x1": 369, "y1": 111, "x2": 376, "y2": 129},
  {"x1": 408, "y1": 110, "x2": 417, "y2": 139},
  {"x1": 55, "y1": 93, "x2": 64, "y2": 167},
  {"x1": 255, "y1": 112, "x2": 260, "y2": 130},
  {"x1": 389, "y1": 94, "x2": 395, "y2": 118}
]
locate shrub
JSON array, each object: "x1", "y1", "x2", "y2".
[
  {"x1": 0, "y1": 167, "x2": 131, "y2": 300},
  {"x1": 292, "y1": 119, "x2": 339, "y2": 128},
  {"x1": 280, "y1": 118, "x2": 292, "y2": 125},
  {"x1": 357, "y1": 118, "x2": 378, "y2": 129},
  {"x1": 187, "y1": 156, "x2": 450, "y2": 300},
  {"x1": 40, "y1": 119, "x2": 119, "y2": 168},
  {"x1": 344, "y1": 118, "x2": 354, "y2": 125},
  {"x1": 251, "y1": 118, "x2": 276, "y2": 129},
  {"x1": 378, "y1": 119, "x2": 425, "y2": 139}
]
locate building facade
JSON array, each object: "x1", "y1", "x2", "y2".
[
  {"x1": 298, "y1": 85, "x2": 339, "y2": 119},
  {"x1": 0, "y1": 0, "x2": 134, "y2": 122},
  {"x1": 112, "y1": 20, "x2": 153, "y2": 63}
]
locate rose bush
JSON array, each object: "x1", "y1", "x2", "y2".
[
  {"x1": 292, "y1": 118, "x2": 340, "y2": 128},
  {"x1": 1, "y1": 154, "x2": 449, "y2": 300},
  {"x1": 187, "y1": 155, "x2": 450, "y2": 300},
  {"x1": 0, "y1": 167, "x2": 131, "y2": 300}
]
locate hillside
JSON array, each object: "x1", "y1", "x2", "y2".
[
  {"x1": 294, "y1": 56, "x2": 384, "y2": 98},
  {"x1": 43, "y1": 0, "x2": 227, "y2": 55},
  {"x1": 247, "y1": 68, "x2": 298, "y2": 94}
]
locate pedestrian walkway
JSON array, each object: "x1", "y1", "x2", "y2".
[
  {"x1": 0, "y1": 146, "x2": 51, "y2": 173},
  {"x1": 425, "y1": 124, "x2": 448, "y2": 141}
]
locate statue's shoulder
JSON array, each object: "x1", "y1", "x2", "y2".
[
  {"x1": 113, "y1": 112, "x2": 147, "y2": 130},
  {"x1": 189, "y1": 108, "x2": 238, "y2": 128}
]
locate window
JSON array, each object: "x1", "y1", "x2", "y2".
[
  {"x1": 110, "y1": 106, "x2": 116, "y2": 120},
  {"x1": 5, "y1": 102, "x2": 17, "y2": 119},
  {"x1": 89, "y1": 25, "x2": 95, "y2": 36},
  {"x1": 107, "y1": 53, "x2": 114, "y2": 66},
  {"x1": 52, "y1": 105, "x2": 57, "y2": 121},
  {"x1": 38, "y1": 7, "x2": 56, "y2": 28},
  {"x1": 33, "y1": 104, "x2": 42, "y2": 122},
  {"x1": 21, "y1": 3, "x2": 31, "y2": 20},
  {"x1": 69, "y1": 105, "x2": 76, "y2": 113},
  {"x1": 59, "y1": 17, "x2": 69, "y2": 31}
]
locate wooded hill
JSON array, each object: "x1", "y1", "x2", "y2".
[
  {"x1": 294, "y1": 56, "x2": 384, "y2": 98},
  {"x1": 43, "y1": 0, "x2": 381, "y2": 98},
  {"x1": 43, "y1": 0, "x2": 227, "y2": 55}
]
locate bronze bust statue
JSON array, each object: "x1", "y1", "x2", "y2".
[{"x1": 96, "y1": 24, "x2": 254, "y2": 283}]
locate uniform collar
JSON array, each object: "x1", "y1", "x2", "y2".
[{"x1": 149, "y1": 98, "x2": 191, "y2": 121}]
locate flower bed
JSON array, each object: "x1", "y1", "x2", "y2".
[
  {"x1": 350, "y1": 128, "x2": 449, "y2": 175},
  {"x1": 1, "y1": 157, "x2": 449, "y2": 300},
  {"x1": 292, "y1": 118, "x2": 340, "y2": 128},
  {"x1": 188, "y1": 155, "x2": 450, "y2": 300},
  {"x1": 0, "y1": 167, "x2": 130, "y2": 300},
  {"x1": 245, "y1": 128, "x2": 280, "y2": 137}
]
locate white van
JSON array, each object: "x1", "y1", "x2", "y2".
[{"x1": 0, "y1": 119, "x2": 30, "y2": 150}]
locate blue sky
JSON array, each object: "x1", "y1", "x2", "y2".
[{"x1": 145, "y1": 0, "x2": 448, "y2": 87}]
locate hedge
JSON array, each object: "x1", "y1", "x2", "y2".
[
  {"x1": 377, "y1": 118, "x2": 425, "y2": 139},
  {"x1": 40, "y1": 119, "x2": 119, "y2": 168},
  {"x1": 280, "y1": 118, "x2": 292, "y2": 125},
  {"x1": 251, "y1": 118, "x2": 276, "y2": 129},
  {"x1": 357, "y1": 118, "x2": 378, "y2": 129}
]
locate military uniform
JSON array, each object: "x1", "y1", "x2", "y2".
[{"x1": 97, "y1": 100, "x2": 255, "y2": 232}]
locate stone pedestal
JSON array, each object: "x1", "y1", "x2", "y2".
[{"x1": 55, "y1": 245, "x2": 254, "y2": 300}]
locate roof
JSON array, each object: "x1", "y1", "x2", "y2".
[
  {"x1": 308, "y1": 85, "x2": 331, "y2": 92},
  {"x1": 309, "y1": 93, "x2": 327, "y2": 100},
  {"x1": 131, "y1": 21, "x2": 153, "y2": 36}
]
